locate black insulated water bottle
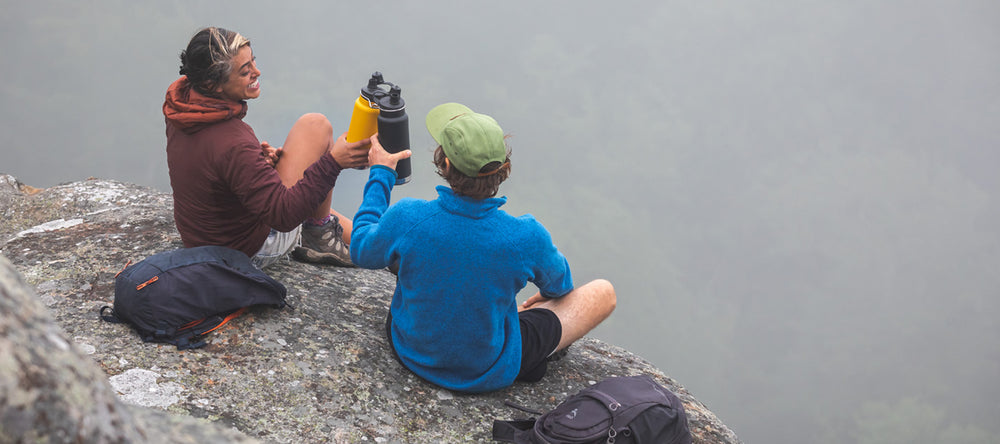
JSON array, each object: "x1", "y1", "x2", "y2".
[{"x1": 376, "y1": 85, "x2": 411, "y2": 185}]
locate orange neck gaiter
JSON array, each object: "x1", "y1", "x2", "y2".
[{"x1": 163, "y1": 76, "x2": 247, "y2": 131}]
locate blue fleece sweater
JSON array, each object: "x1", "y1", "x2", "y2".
[{"x1": 351, "y1": 166, "x2": 574, "y2": 392}]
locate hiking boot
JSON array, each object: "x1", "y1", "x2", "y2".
[{"x1": 292, "y1": 216, "x2": 354, "y2": 267}]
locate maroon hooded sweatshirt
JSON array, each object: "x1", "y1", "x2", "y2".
[{"x1": 163, "y1": 76, "x2": 341, "y2": 257}]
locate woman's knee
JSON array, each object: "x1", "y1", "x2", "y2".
[
  {"x1": 283, "y1": 113, "x2": 333, "y2": 158},
  {"x1": 294, "y1": 112, "x2": 333, "y2": 136}
]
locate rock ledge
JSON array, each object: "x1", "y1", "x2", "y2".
[{"x1": 0, "y1": 175, "x2": 740, "y2": 443}]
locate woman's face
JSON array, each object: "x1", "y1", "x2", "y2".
[{"x1": 216, "y1": 45, "x2": 261, "y2": 101}]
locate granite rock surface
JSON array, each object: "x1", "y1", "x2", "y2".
[{"x1": 0, "y1": 174, "x2": 741, "y2": 443}]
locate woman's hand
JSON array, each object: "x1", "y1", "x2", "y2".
[
  {"x1": 328, "y1": 132, "x2": 371, "y2": 169},
  {"x1": 367, "y1": 134, "x2": 412, "y2": 170},
  {"x1": 261, "y1": 141, "x2": 282, "y2": 167}
]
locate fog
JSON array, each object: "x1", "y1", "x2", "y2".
[{"x1": 3, "y1": 1, "x2": 999, "y2": 443}]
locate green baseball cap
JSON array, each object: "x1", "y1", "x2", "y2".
[{"x1": 425, "y1": 102, "x2": 506, "y2": 177}]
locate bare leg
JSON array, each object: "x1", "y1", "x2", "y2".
[
  {"x1": 519, "y1": 279, "x2": 616, "y2": 352},
  {"x1": 274, "y1": 113, "x2": 351, "y2": 243},
  {"x1": 330, "y1": 208, "x2": 352, "y2": 245},
  {"x1": 275, "y1": 113, "x2": 334, "y2": 220}
]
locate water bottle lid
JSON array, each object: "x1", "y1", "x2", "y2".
[
  {"x1": 376, "y1": 85, "x2": 405, "y2": 111},
  {"x1": 361, "y1": 72, "x2": 385, "y2": 100}
]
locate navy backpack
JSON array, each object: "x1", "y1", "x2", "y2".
[{"x1": 101, "y1": 246, "x2": 287, "y2": 350}]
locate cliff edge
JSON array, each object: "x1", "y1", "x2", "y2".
[{"x1": 0, "y1": 174, "x2": 740, "y2": 443}]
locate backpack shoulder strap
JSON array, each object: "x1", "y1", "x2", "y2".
[
  {"x1": 491, "y1": 418, "x2": 536, "y2": 443},
  {"x1": 589, "y1": 375, "x2": 687, "y2": 435},
  {"x1": 99, "y1": 306, "x2": 122, "y2": 323},
  {"x1": 493, "y1": 400, "x2": 544, "y2": 443},
  {"x1": 582, "y1": 387, "x2": 656, "y2": 431},
  {"x1": 201, "y1": 307, "x2": 247, "y2": 335}
]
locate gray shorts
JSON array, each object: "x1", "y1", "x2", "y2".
[{"x1": 252, "y1": 225, "x2": 302, "y2": 269}]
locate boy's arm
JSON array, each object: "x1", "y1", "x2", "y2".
[
  {"x1": 520, "y1": 240, "x2": 573, "y2": 310},
  {"x1": 350, "y1": 165, "x2": 397, "y2": 268},
  {"x1": 528, "y1": 218, "x2": 575, "y2": 298},
  {"x1": 350, "y1": 136, "x2": 412, "y2": 268}
]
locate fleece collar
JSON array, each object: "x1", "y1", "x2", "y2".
[{"x1": 435, "y1": 185, "x2": 506, "y2": 219}]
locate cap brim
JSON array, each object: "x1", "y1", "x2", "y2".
[{"x1": 426, "y1": 102, "x2": 474, "y2": 144}]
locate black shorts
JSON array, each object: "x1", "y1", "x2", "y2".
[
  {"x1": 384, "y1": 308, "x2": 562, "y2": 383},
  {"x1": 516, "y1": 308, "x2": 562, "y2": 382}
]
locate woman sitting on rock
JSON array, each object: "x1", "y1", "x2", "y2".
[{"x1": 163, "y1": 27, "x2": 369, "y2": 268}]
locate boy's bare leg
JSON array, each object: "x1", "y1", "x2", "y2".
[{"x1": 519, "y1": 279, "x2": 617, "y2": 352}]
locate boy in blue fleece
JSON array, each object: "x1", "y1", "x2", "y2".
[{"x1": 351, "y1": 103, "x2": 616, "y2": 392}]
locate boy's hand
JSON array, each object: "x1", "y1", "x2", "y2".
[
  {"x1": 519, "y1": 293, "x2": 552, "y2": 312},
  {"x1": 368, "y1": 133, "x2": 412, "y2": 170}
]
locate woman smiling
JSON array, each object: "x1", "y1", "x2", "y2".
[{"x1": 163, "y1": 27, "x2": 368, "y2": 269}]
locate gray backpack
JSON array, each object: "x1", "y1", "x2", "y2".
[{"x1": 492, "y1": 375, "x2": 691, "y2": 444}]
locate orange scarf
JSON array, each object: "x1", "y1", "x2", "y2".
[{"x1": 162, "y1": 77, "x2": 247, "y2": 130}]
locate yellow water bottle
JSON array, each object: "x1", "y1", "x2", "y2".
[{"x1": 346, "y1": 72, "x2": 384, "y2": 143}]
